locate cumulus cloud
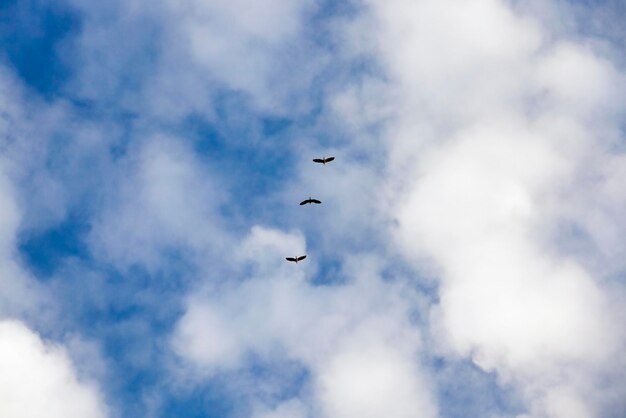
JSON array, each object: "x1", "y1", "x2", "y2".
[
  {"x1": 66, "y1": 0, "x2": 625, "y2": 415},
  {"x1": 315, "y1": 320, "x2": 436, "y2": 418},
  {"x1": 172, "y1": 227, "x2": 437, "y2": 416},
  {"x1": 335, "y1": 0, "x2": 626, "y2": 416},
  {"x1": 64, "y1": 0, "x2": 326, "y2": 119},
  {"x1": 88, "y1": 134, "x2": 231, "y2": 271},
  {"x1": 166, "y1": 1, "x2": 624, "y2": 415},
  {"x1": 171, "y1": 226, "x2": 308, "y2": 376},
  {"x1": 161, "y1": 0, "x2": 326, "y2": 113},
  {"x1": 0, "y1": 64, "x2": 111, "y2": 416},
  {"x1": 0, "y1": 320, "x2": 108, "y2": 418},
  {"x1": 4, "y1": 0, "x2": 625, "y2": 416}
]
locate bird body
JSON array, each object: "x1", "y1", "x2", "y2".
[
  {"x1": 300, "y1": 197, "x2": 322, "y2": 205},
  {"x1": 286, "y1": 255, "x2": 307, "y2": 263},
  {"x1": 313, "y1": 157, "x2": 335, "y2": 165}
]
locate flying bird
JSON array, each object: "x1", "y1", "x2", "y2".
[
  {"x1": 286, "y1": 255, "x2": 307, "y2": 263},
  {"x1": 313, "y1": 157, "x2": 335, "y2": 165},
  {"x1": 300, "y1": 197, "x2": 322, "y2": 205}
]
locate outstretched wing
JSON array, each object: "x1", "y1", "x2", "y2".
[
  {"x1": 286, "y1": 257, "x2": 297, "y2": 262},
  {"x1": 299, "y1": 199, "x2": 310, "y2": 205},
  {"x1": 313, "y1": 158, "x2": 324, "y2": 163},
  {"x1": 311, "y1": 199, "x2": 322, "y2": 204},
  {"x1": 297, "y1": 255, "x2": 307, "y2": 262},
  {"x1": 325, "y1": 157, "x2": 335, "y2": 163}
]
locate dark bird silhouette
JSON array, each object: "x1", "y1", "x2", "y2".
[
  {"x1": 299, "y1": 197, "x2": 322, "y2": 205},
  {"x1": 286, "y1": 255, "x2": 307, "y2": 263},
  {"x1": 313, "y1": 157, "x2": 335, "y2": 165}
]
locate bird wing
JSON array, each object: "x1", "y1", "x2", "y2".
[
  {"x1": 325, "y1": 157, "x2": 335, "y2": 163},
  {"x1": 297, "y1": 255, "x2": 307, "y2": 261},
  {"x1": 311, "y1": 199, "x2": 322, "y2": 204},
  {"x1": 299, "y1": 199, "x2": 309, "y2": 205},
  {"x1": 286, "y1": 257, "x2": 296, "y2": 262},
  {"x1": 313, "y1": 158, "x2": 324, "y2": 163}
]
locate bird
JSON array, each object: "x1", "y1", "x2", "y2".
[
  {"x1": 313, "y1": 156, "x2": 335, "y2": 165},
  {"x1": 300, "y1": 197, "x2": 322, "y2": 205},
  {"x1": 286, "y1": 255, "x2": 307, "y2": 263}
]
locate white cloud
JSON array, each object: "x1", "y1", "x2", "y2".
[
  {"x1": 88, "y1": 135, "x2": 231, "y2": 271},
  {"x1": 172, "y1": 231, "x2": 437, "y2": 416},
  {"x1": 0, "y1": 66, "x2": 113, "y2": 416},
  {"x1": 252, "y1": 399, "x2": 308, "y2": 418},
  {"x1": 162, "y1": 0, "x2": 322, "y2": 112},
  {"x1": 0, "y1": 320, "x2": 108, "y2": 418},
  {"x1": 315, "y1": 319, "x2": 436, "y2": 418},
  {"x1": 337, "y1": 0, "x2": 626, "y2": 416},
  {"x1": 65, "y1": 0, "x2": 325, "y2": 118},
  {"x1": 15, "y1": 0, "x2": 622, "y2": 416},
  {"x1": 240, "y1": 226, "x2": 308, "y2": 276},
  {"x1": 0, "y1": 150, "x2": 44, "y2": 318},
  {"x1": 172, "y1": 301, "x2": 244, "y2": 373},
  {"x1": 534, "y1": 42, "x2": 621, "y2": 117},
  {"x1": 171, "y1": 226, "x2": 308, "y2": 376}
]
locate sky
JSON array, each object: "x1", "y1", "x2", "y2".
[{"x1": 0, "y1": 0, "x2": 625, "y2": 417}]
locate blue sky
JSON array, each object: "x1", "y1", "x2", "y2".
[{"x1": 0, "y1": 1, "x2": 625, "y2": 418}]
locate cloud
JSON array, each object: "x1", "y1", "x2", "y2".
[
  {"x1": 172, "y1": 301, "x2": 245, "y2": 373},
  {"x1": 4, "y1": 0, "x2": 625, "y2": 416},
  {"x1": 64, "y1": 0, "x2": 327, "y2": 118},
  {"x1": 0, "y1": 320, "x2": 108, "y2": 418},
  {"x1": 171, "y1": 226, "x2": 308, "y2": 377},
  {"x1": 335, "y1": 0, "x2": 626, "y2": 416},
  {"x1": 88, "y1": 134, "x2": 231, "y2": 271},
  {"x1": 0, "y1": 64, "x2": 113, "y2": 415},
  {"x1": 172, "y1": 230, "x2": 437, "y2": 416},
  {"x1": 0, "y1": 75, "x2": 48, "y2": 314},
  {"x1": 315, "y1": 319, "x2": 436, "y2": 418},
  {"x1": 0, "y1": 166, "x2": 41, "y2": 317},
  {"x1": 252, "y1": 399, "x2": 308, "y2": 418},
  {"x1": 160, "y1": 0, "x2": 327, "y2": 113}
]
